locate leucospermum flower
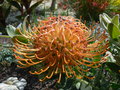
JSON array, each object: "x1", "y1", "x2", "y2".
[{"x1": 13, "y1": 16, "x2": 109, "y2": 83}]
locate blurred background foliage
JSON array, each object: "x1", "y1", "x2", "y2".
[
  {"x1": 0, "y1": 0, "x2": 120, "y2": 34},
  {"x1": 108, "y1": 0, "x2": 120, "y2": 15},
  {"x1": 6, "y1": 0, "x2": 44, "y2": 20},
  {"x1": 0, "y1": 0, "x2": 120, "y2": 90},
  {"x1": 58, "y1": 0, "x2": 110, "y2": 21},
  {"x1": 0, "y1": 0, "x2": 11, "y2": 34}
]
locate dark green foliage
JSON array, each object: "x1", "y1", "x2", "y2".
[
  {"x1": 106, "y1": 62, "x2": 120, "y2": 74},
  {"x1": 56, "y1": 74, "x2": 92, "y2": 90},
  {"x1": 88, "y1": 64, "x2": 120, "y2": 90},
  {"x1": 0, "y1": 0, "x2": 11, "y2": 34},
  {"x1": 0, "y1": 44, "x2": 16, "y2": 66},
  {"x1": 99, "y1": 13, "x2": 120, "y2": 70}
]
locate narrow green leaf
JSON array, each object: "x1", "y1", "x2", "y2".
[
  {"x1": 103, "y1": 13, "x2": 112, "y2": 21},
  {"x1": 99, "y1": 14, "x2": 107, "y2": 30},
  {"x1": 5, "y1": 5, "x2": 11, "y2": 19},
  {"x1": 102, "y1": 14, "x2": 111, "y2": 24},
  {"x1": 0, "y1": 35, "x2": 10, "y2": 38},
  {"x1": 12, "y1": 35, "x2": 29, "y2": 44},
  {"x1": 22, "y1": 15, "x2": 29, "y2": 33},
  {"x1": 28, "y1": 24, "x2": 32, "y2": 32}
]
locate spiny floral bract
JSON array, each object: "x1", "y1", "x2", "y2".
[{"x1": 13, "y1": 16, "x2": 108, "y2": 83}]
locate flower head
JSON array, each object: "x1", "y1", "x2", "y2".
[{"x1": 14, "y1": 16, "x2": 108, "y2": 83}]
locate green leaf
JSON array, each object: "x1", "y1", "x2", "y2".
[
  {"x1": 26, "y1": 0, "x2": 44, "y2": 14},
  {"x1": 103, "y1": 13, "x2": 112, "y2": 21},
  {"x1": 0, "y1": 35, "x2": 10, "y2": 38},
  {"x1": 79, "y1": 80, "x2": 92, "y2": 90},
  {"x1": 76, "y1": 82, "x2": 81, "y2": 90},
  {"x1": 99, "y1": 14, "x2": 108, "y2": 30},
  {"x1": 12, "y1": 35, "x2": 29, "y2": 44},
  {"x1": 7, "y1": 1, "x2": 21, "y2": 11},
  {"x1": 21, "y1": 15, "x2": 29, "y2": 34},
  {"x1": 15, "y1": 23, "x2": 25, "y2": 35},
  {"x1": 23, "y1": 15, "x2": 29, "y2": 30},
  {"x1": 6, "y1": 25, "x2": 16, "y2": 38},
  {"x1": 4, "y1": 4, "x2": 11, "y2": 19},
  {"x1": 111, "y1": 14, "x2": 119, "y2": 27},
  {"x1": 108, "y1": 23, "x2": 120, "y2": 39},
  {"x1": 102, "y1": 14, "x2": 111, "y2": 24},
  {"x1": 16, "y1": 15, "x2": 29, "y2": 34}
]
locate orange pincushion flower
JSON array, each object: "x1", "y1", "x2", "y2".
[{"x1": 13, "y1": 16, "x2": 108, "y2": 83}]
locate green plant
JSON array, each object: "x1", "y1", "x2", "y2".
[
  {"x1": 0, "y1": 44, "x2": 16, "y2": 66},
  {"x1": 56, "y1": 74, "x2": 92, "y2": 90},
  {"x1": 108, "y1": 0, "x2": 120, "y2": 15},
  {"x1": 100, "y1": 13, "x2": 120, "y2": 90},
  {"x1": 0, "y1": 0, "x2": 11, "y2": 34},
  {"x1": 59, "y1": 0, "x2": 110, "y2": 21},
  {"x1": 99, "y1": 13, "x2": 120, "y2": 64},
  {"x1": 86, "y1": 63, "x2": 120, "y2": 90},
  {"x1": 110, "y1": 0, "x2": 120, "y2": 7},
  {"x1": 7, "y1": 0, "x2": 44, "y2": 20}
]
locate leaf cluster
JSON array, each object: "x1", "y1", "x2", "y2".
[
  {"x1": 0, "y1": 45, "x2": 16, "y2": 66},
  {"x1": 99, "y1": 13, "x2": 120, "y2": 65}
]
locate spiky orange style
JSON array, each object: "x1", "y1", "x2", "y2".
[{"x1": 14, "y1": 16, "x2": 108, "y2": 83}]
